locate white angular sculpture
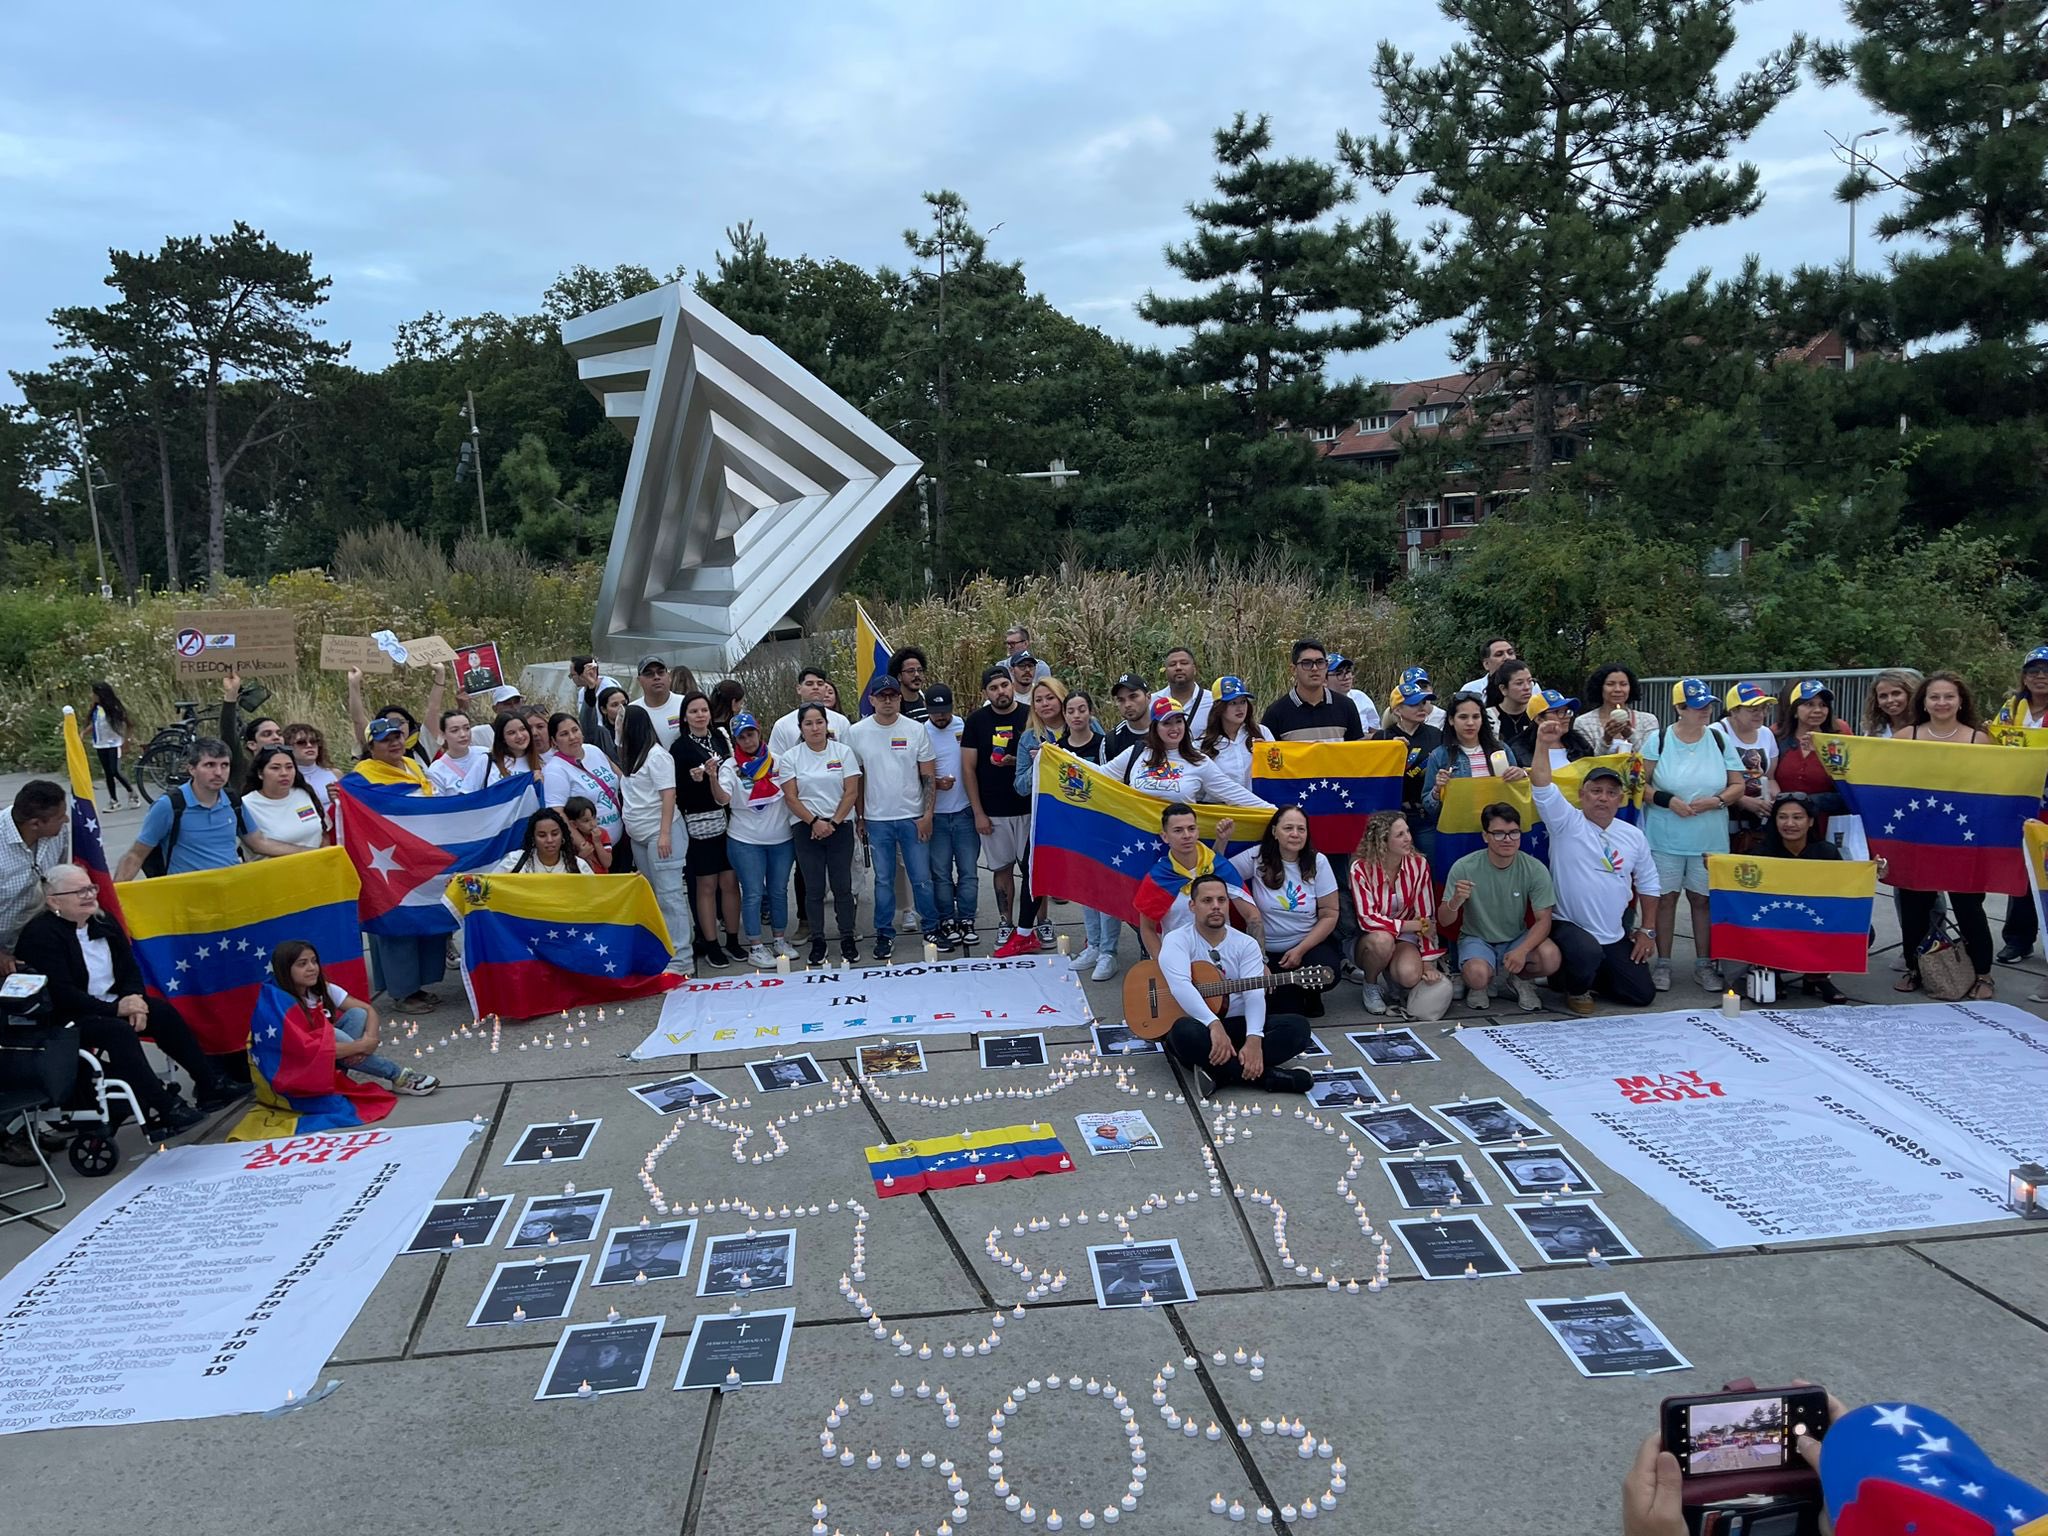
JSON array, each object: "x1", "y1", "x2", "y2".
[{"x1": 562, "y1": 283, "x2": 920, "y2": 669}]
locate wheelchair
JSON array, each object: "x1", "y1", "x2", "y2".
[{"x1": 0, "y1": 974, "x2": 150, "y2": 1225}]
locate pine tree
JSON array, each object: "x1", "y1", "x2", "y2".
[
  {"x1": 1348, "y1": 0, "x2": 1805, "y2": 484},
  {"x1": 1139, "y1": 113, "x2": 1407, "y2": 551}
]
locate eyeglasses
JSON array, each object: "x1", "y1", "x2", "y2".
[
  {"x1": 1295, "y1": 657, "x2": 1327, "y2": 668},
  {"x1": 1484, "y1": 828, "x2": 1522, "y2": 841}
]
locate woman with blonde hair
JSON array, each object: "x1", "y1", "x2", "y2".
[
  {"x1": 1862, "y1": 668, "x2": 1925, "y2": 738},
  {"x1": 1348, "y1": 809, "x2": 1447, "y2": 1017}
]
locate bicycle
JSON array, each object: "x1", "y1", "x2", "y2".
[{"x1": 134, "y1": 701, "x2": 202, "y2": 805}]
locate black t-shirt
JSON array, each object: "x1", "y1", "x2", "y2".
[
  {"x1": 962, "y1": 702, "x2": 1031, "y2": 818},
  {"x1": 899, "y1": 690, "x2": 931, "y2": 724},
  {"x1": 1057, "y1": 729, "x2": 1112, "y2": 765},
  {"x1": 1104, "y1": 722, "x2": 1147, "y2": 762},
  {"x1": 671, "y1": 729, "x2": 730, "y2": 815},
  {"x1": 1260, "y1": 690, "x2": 1364, "y2": 741}
]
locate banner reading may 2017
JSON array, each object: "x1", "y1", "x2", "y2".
[
  {"x1": 0, "y1": 1122, "x2": 474, "y2": 1435},
  {"x1": 630, "y1": 954, "x2": 1096, "y2": 1060}
]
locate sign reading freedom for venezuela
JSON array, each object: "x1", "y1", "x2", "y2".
[
  {"x1": 1458, "y1": 1003, "x2": 2043, "y2": 1248},
  {"x1": 631, "y1": 954, "x2": 1096, "y2": 1060},
  {"x1": 0, "y1": 1121, "x2": 474, "y2": 1435}
]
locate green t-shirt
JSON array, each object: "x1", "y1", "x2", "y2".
[{"x1": 1445, "y1": 850, "x2": 1556, "y2": 943}]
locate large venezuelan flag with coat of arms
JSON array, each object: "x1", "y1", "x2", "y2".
[
  {"x1": 1250, "y1": 739, "x2": 1405, "y2": 854},
  {"x1": 1430, "y1": 754, "x2": 1641, "y2": 885},
  {"x1": 1706, "y1": 853, "x2": 1876, "y2": 973},
  {"x1": 443, "y1": 869, "x2": 684, "y2": 1021},
  {"x1": 1815, "y1": 733, "x2": 2048, "y2": 896}
]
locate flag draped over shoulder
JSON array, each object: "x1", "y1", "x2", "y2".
[
  {"x1": 1707, "y1": 854, "x2": 1876, "y2": 974},
  {"x1": 1250, "y1": 739, "x2": 1405, "y2": 853},
  {"x1": 1132, "y1": 846, "x2": 1246, "y2": 926},
  {"x1": 854, "y1": 600, "x2": 892, "y2": 717},
  {"x1": 61, "y1": 706, "x2": 120, "y2": 920},
  {"x1": 227, "y1": 983, "x2": 395, "y2": 1142},
  {"x1": 1030, "y1": 748, "x2": 1272, "y2": 926},
  {"x1": 443, "y1": 870, "x2": 684, "y2": 1021},
  {"x1": 865, "y1": 1124, "x2": 1072, "y2": 1196},
  {"x1": 335, "y1": 772, "x2": 537, "y2": 936},
  {"x1": 1431, "y1": 754, "x2": 1640, "y2": 884},
  {"x1": 122, "y1": 846, "x2": 368, "y2": 1054},
  {"x1": 1815, "y1": 734, "x2": 2048, "y2": 896}
]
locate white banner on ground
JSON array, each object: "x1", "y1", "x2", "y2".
[
  {"x1": 1458, "y1": 1004, "x2": 2041, "y2": 1248},
  {"x1": 0, "y1": 1121, "x2": 475, "y2": 1435},
  {"x1": 630, "y1": 954, "x2": 1097, "y2": 1060}
]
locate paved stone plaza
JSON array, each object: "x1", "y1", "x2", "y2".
[{"x1": 2, "y1": 778, "x2": 2045, "y2": 1534}]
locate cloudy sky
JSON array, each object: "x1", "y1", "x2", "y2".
[{"x1": 2, "y1": 0, "x2": 1895, "y2": 401}]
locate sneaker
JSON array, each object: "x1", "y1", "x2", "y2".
[
  {"x1": 1092, "y1": 954, "x2": 1120, "y2": 983},
  {"x1": 1694, "y1": 960, "x2": 1724, "y2": 992},
  {"x1": 698, "y1": 940, "x2": 728, "y2": 970},
  {"x1": 994, "y1": 928, "x2": 1041, "y2": 958},
  {"x1": 196, "y1": 1079, "x2": 253, "y2": 1113},
  {"x1": 2030, "y1": 984, "x2": 2048, "y2": 1004},
  {"x1": 809, "y1": 941, "x2": 828, "y2": 966},
  {"x1": 959, "y1": 924, "x2": 981, "y2": 948},
  {"x1": 873, "y1": 936, "x2": 895, "y2": 963},
  {"x1": 840, "y1": 940, "x2": 860, "y2": 966},
  {"x1": 1360, "y1": 982, "x2": 1388, "y2": 1016},
  {"x1": 1257, "y1": 1066, "x2": 1313, "y2": 1095},
  {"x1": 1464, "y1": 984, "x2": 1491, "y2": 1012},
  {"x1": 1565, "y1": 994, "x2": 1597, "y2": 1017},
  {"x1": 1035, "y1": 922, "x2": 1056, "y2": 949},
  {"x1": 1511, "y1": 977, "x2": 1542, "y2": 1012},
  {"x1": 395, "y1": 1067, "x2": 440, "y2": 1096},
  {"x1": 666, "y1": 955, "x2": 695, "y2": 977},
  {"x1": 922, "y1": 931, "x2": 945, "y2": 958},
  {"x1": 994, "y1": 924, "x2": 1015, "y2": 951},
  {"x1": 1074, "y1": 945, "x2": 1102, "y2": 970},
  {"x1": 725, "y1": 937, "x2": 749, "y2": 964},
  {"x1": 934, "y1": 922, "x2": 960, "y2": 953},
  {"x1": 1652, "y1": 960, "x2": 1671, "y2": 993},
  {"x1": 747, "y1": 943, "x2": 775, "y2": 968},
  {"x1": 773, "y1": 937, "x2": 798, "y2": 960},
  {"x1": 1996, "y1": 941, "x2": 2032, "y2": 964}
]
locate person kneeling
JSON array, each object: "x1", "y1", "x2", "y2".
[
  {"x1": 274, "y1": 941, "x2": 438, "y2": 1095},
  {"x1": 1437, "y1": 802, "x2": 1561, "y2": 1013},
  {"x1": 1159, "y1": 874, "x2": 1312, "y2": 1095}
]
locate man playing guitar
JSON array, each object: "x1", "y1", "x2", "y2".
[{"x1": 1159, "y1": 873, "x2": 1315, "y2": 1095}]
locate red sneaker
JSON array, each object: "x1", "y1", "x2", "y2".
[{"x1": 992, "y1": 928, "x2": 1042, "y2": 958}]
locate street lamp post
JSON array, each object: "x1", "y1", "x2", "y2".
[
  {"x1": 460, "y1": 390, "x2": 490, "y2": 536},
  {"x1": 1846, "y1": 127, "x2": 1886, "y2": 373}
]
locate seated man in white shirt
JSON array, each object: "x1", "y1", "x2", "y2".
[
  {"x1": 1158, "y1": 874, "x2": 1312, "y2": 1094},
  {"x1": 1529, "y1": 717, "x2": 1661, "y2": 1015}
]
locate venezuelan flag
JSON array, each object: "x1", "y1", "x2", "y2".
[
  {"x1": 1133, "y1": 847, "x2": 1246, "y2": 926},
  {"x1": 1815, "y1": 733, "x2": 2048, "y2": 896},
  {"x1": 2025, "y1": 820, "x2": 2048, "y2": 939},
  {"x1": 1250, "y1": 739, "x2": 1406, "y2": 853},
  {"x1": 1706, "y1": 854, "x2": 1876, "y2": 973},
  {"x1": 61, "y1": 705, "x2": 120, "y2": 920},
  {"x1": 443, "y1": 870, "x2": 684, "y2": 1021},
  {"x1": 123, "y1": 846, "x2": 368, "y2": 1054},
  {"x1": 864, "y1": 1123, "x2": 1074, "y2": 1196},
  {"x1": 1031, "y1": 747, "x2": 1274, "y2": 925},
  {"x1": 1430, "y1": 754, "x2": 1640, "y2": 884},
  {"x1": 228, "y1": 982, "x2": 396, "y2": 1141},
  {"x1": 854, "y1": 600, "x2": 892, "y2": 717}
]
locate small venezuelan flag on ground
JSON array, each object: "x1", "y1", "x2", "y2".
[
  {"x1": 1250, "y1": 739, "x2": 1405, "y2": 854},
  {"x1": 1817, "y1": 732, "x2": 2048, "y2": 897},
  {"x1": 1707, "y1": 853, "x2": 1876, "y2": 974},
  {"x1": 865, "y1": 1123, "x2": 1074, "y2": 1196}
]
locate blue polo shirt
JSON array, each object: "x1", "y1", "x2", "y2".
[{"x1": 137, "y1": 784, "x2": 242, "y2": 874}]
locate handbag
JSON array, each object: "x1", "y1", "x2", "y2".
[
  {"x1": 1402, "y1": 970, "x2": 1456, "y2": 1023},
  {"x1": 1826, "y1": 813, "x2": 1871, "y2": 863},
  {"x1": 1915, "y1": 919, "x2": 1976, "y2": 1001}
]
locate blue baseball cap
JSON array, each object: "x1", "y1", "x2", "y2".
[
  {"x1": 1392, "y1": 678, "x2": 1435, "y2": 708},
  {"x1": 1213, "y1": 675, "x2": 1253, "y2": 703},
  {"x1": 1791, "y1": 679, "x2": 1832, "y2": 702},
  {"x1": 1724, "y1": 681, "x2": 1777, "y2": 709},
  {"x1": 365, "y1": 717, "x2": 406, "y2": 743},
  {"x1": 866, "y1": 671, "x2": 902, "y2": 697},
  {"x1": 1671, "y1": 677, "x2": 1715, "y2": 711},
  {"x1": 2024, "y1": 644, "x2": 2048, "y2": 667},
  {"x1": 1534, "y1": 687, "x2": 1578, "y2": 716},
  {"x1": 1326, "y1": 653, "x2": 1351, "y2": 673},
  {"x1": 730, "y1": 711, "x2": 761, "y2": 736}
]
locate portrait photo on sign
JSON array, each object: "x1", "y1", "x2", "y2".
[
  {"x1": 628, "y1": 1073, "x2": 727, "y2": 1114},
  {"x1": 1087, "y1": 1238, "x2": 1197, "y2": 1309},
  {"x1": 1379, "y1": 1155, "x2": 1490, "y2": 1211},
  {"x1": 746, "y1": 1053, "x2": 826, "y2": 1094},
  {"x1": 857, "y1": 1041, "x2": 929, "y2": 1077},
  {"x1": 402, "y1": 1196, "x2": 511, "y2": 1254},
  {"x1": 1528, "y1": 1293, "x2": 1691, "y2": 1377},
  {"x1": 1298, "y1": 1031, "x2": 1330, "y2": 1058},
  {"x1": 1389, "y1": 1215, "x2": 1520, "y2": 1281},
  {"x1": 1343, "y1": 1104, "x2": 1456, "y2": 1152},
  {"x1": 1507, "y1": 1202, "x2": 1639, "y2": 1265},
  {"x1": 535, "y1": 1315, "x2": 664, "y2": 1400},
  {"x1": 1484, "y1": 1144, "x2": 1603, "y2": 1197},
  {"x1": 1306, "y1": 1067, "x2": 1382, "y2": 1109},
  {"x1": 507, "y1": 1190, "x2": 613, "y2": 1249},
  {"x1": 467, "y1": 1255, "x2": 589, "y2": 1327},
  {"x1": 1348, "y1": 1028, "x2": 1440, "y2": 1065},
  {"x1": 697, "y1": 1228, "x2": 796, "y2": 1297},
  {"x1": 1433, "y1": 1097, "x2": 1548, "y2": 1146},
  {"x1": 979, "y1": 1033, "x2": 1048, "y2": 1070},
  {"x1": 595, "y1": 1220, "x2": 698, "y2": 1286},
  {"x1": 1077, "y1": 1110, "x2": 1161, "y2": 1155},
  {"x1": 675, "y1": 1307, "x2": 795, "y2": 1390},
  {"x1": 505, "y1": 1119, "x2": 601, "y2": 1165},
  {"x1": 1091, "y1": 1022, "x2": 1163, "y2": 1056}
]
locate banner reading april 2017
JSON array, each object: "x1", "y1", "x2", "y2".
[{"x1": 629, "y1": 954, "x2": 1095, "y2": 1060}]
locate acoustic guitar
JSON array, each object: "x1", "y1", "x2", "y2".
[{"x1": 1121, "y1": 960, "x2": 1337, "y2": 1040}]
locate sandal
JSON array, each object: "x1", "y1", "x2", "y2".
[
  {"x1": 1893, "y1": 972, "x2": 1921, "y2": 993},
  {"x1": 1968, "y1": 977, "x2": 1995, "y2": 1001},
  {"x1": 399, "y1": 991, "x2": 440, "y2": 1013}
]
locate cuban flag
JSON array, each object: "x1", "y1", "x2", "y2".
[{"x1": 335, "y1": 772, "x2": 537, "y2": 937}]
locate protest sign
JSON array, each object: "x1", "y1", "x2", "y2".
[
  {"x1": 170, "y1": 609, "x2": 296, "y2": 679},
  {"x1": 319, "y1": 634, "x2": 395, "y2": 674}
]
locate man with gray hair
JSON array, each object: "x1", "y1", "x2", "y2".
[{"x1": 114, "y1": 737, "x2": 245, "y2": 882}]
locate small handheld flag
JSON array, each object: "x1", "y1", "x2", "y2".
[
  {"x1": 61, "y1": 706, "x2": 120, "y2": 921},
  {"x1": 228, "y1": 982, "x2": 396, "y2": 1142},
  {"x1": 854, "y1": 600, "x2": 892, "y2": 717},
  {"x1": 1250, "y1": 739, "x2": 1405, "y2": 853}
]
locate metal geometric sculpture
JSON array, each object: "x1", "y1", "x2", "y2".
[{"x1": 562, "y1": 283, "x2": 920, "y2": 669}]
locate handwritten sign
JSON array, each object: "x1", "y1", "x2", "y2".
[
  {"x1": 169, "y1": 609, "x2": 296, "y2": 680},
  {"x1": 319, "y1": 635, "x2": 395, "y2": 674}
]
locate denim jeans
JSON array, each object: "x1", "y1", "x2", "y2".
[
  {"x1": 727, "y1": 837, "x2": 794, "y2": 943},
  {"x1": 928, "y1": 809, "x2": 980, "y2": 924},
  {"x1": 866, "y1": 818, "x2": 935, "y2": 939},
  {"x1": 1082, "y1": 905, "x2": 1119, "y2": 957},
  {"x1": 631, "y1": 825, "x2": 693, "y2": 957},
  {"x1": 334, "y1": 1006, "x2": 402, "y2": 1082}
]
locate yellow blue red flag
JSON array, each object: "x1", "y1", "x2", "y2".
[
  {"x1": 1815, "y1": 733, "x2": 2048, "y2": 896},
  {"x1": 865, "y1": 1123, "x2": 1074, "y2": 1196},
  {"x1": 854, "y1": 600, "x2": 892, "y2": 716},
  {"x1": 1707, "y1": 853, "x2": 1876, "y2": 973},
  {"x1": 1431, "y1": 754, "x2": 1640, "y2": 883},
  {"x1": 443, "y1": 870, "x2": 684, "y2": 1021},
  {"x1": 228, "y1": 982, "x2": 396, "y2": 1142},
  {"x1": 1250, "y1": 738, "x2": 1405, "y2": 853},
  {"x1": 61, "y1": 705, "x2": 120, "y2": 920}
]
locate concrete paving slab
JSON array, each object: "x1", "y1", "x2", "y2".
[{"x1": 1908, "y1": 1228, "x2": 2048, "y2": 1326}]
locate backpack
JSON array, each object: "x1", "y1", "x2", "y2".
[{"x1": 142, "y1": 788, "x2": 247, "y2": 879}]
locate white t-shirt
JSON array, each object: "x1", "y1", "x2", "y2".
[
  {"x1": 1344, "y1": 689, "x2": 1381, "y2": 732},
  {"x1": 1533, "y1": 782, "x2": 1660, "y2": 944},
  {"x1": 1203, "y1": 725, "x2": 1273, "y2": 795},
  {"x1": 542, "y1": 748, "x2": 623, "y2": 843},
  {"x1": 849, "y1": 715, "x2": 935, "y2": 821},
  {"x1": 428, "y1": 749, "x2": 496, "y2": 795},
  {"x1": 631, "y1": 695, "x2": 685, "y2": 749},
  {"x1": 496, "y1": 850, "x2": 583, "y2": 874},
  {"x1": 1150, "y1": 685, "x2": 1214, "y2": 737},
  {"x1": 927, "y1": 717, "x2": 968, "y2": 813},
  {"x1": 769, "y1": 707, "x2": 851, "y2": 758},
  {"x1": 1101, "y1": 747, "x2": 1272, "y2": 808},
  {"x1": 719, "y1": 757, "x2": 793, "y2": 845},
  {"x1": 781, "y1": 739, "x2": 863, "y2": 822},
  {"x1": 619, "y1": 743, "x2": 678, "y2": 845},
  {"x1": 1160, "y1": 923, "x2": 1269, "y2": 1036},
  {"x1": 1229, "y1": 849, "x2": 1337, "y2": 950},
  {"x1": 241, "y1": 788, "x2": 326, "y2": 856}
]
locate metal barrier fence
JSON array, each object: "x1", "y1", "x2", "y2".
[{"x1": 1637, "y1": 670, "x2": 1893, "y2": 733}]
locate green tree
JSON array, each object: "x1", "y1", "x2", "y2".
[
  {"x1": 1139, "y1": 113, "x2": 1408, "y2": 551},
  {"x1": 1349, "y1": 0, "x2": 1806, "y2": 484}
]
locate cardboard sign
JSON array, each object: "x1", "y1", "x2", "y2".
[
  {"x1": 170, "y1": 609, "x2": 296, "y2": 680},
  {"x1": 453, "y1": 640, "x2": 505, "y2": 695},
  {"x1": 319, "y1": 635, "x2": 395, "y2": 674},
  {"x1": 398, "y1": 634, "x2": 458, "y2": 667}
]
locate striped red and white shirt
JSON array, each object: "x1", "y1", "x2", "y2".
[{"x1": 1348, "y1": 852, "x2": 1443, "y2": 959}]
